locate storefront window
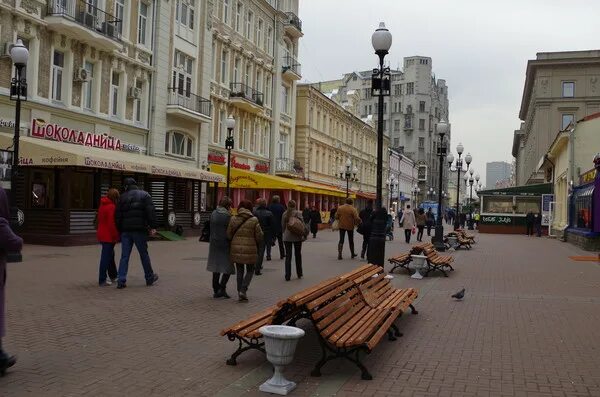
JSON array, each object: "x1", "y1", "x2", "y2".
[
  {"x1": 165, "y1": 131, "x2": 194, "y2": 158},
  {"x1": 515, "y1": 197, "x2": 540, "y2": 214},
  {"x1": 70, "y1": 172, "x2": 94, "y2": 209},
  {"x1": 30, "y1": 170, "x2": 55, "y2": 208},
  {"x1": 572, "y1": 184, "x2": 593, "y2": 230},
  {"x1": 482, "y1": 196, "x2": 513, "y2": 214}
]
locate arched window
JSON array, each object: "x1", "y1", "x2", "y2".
[{"x1": 165, "y1": 131, "x2": 194, "y2": 158}]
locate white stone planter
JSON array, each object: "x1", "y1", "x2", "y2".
[
  {"x1": 410, "y1": 254, "x2": 428, "y2": 279},
  {"x1": 259, "y1": 325, "x2": 305, "y2": 395}
]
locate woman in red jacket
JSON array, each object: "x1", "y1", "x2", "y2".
[{"x1": 97, "y1": 188, "x2": 120, "y2": 286}]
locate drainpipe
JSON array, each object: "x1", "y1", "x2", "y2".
[{"x1": 567, "y1": 124, "x2": 576, "y2": 228}]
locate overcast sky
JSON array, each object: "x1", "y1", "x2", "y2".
[{"x1": 298, "y1": 0, "x2": 600, "y2": 185}]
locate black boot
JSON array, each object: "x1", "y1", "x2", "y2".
[
  {"x1": 337, "y1": 243, "x2": 343, "y2": 260},
  {"x1": 0, "y1": 347, "x2": 16, "y2": 376}
]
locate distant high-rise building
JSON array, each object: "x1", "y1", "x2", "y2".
[{"x1": 486, "y1": 161, "x2": 512, "y2": 189}]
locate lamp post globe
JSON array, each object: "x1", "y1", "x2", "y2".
[
  {"x1": 10, "y1": 38, "x2": 29, "y2": 67},
  {"x1": 371, "y1": 22, "x2": 392, "y2": 54},
  {"x1": 447, "y1": 152, "x2": 455, "y2": 167},
  {"x1": 437, "y1": 120, "x2": 449, "y2": 136},
  {"x1": 469, "y1": 168, "x2": 474, "y2": 176},
  {"x1": 456, "y1": 143, "x2": 464, "y2": 155},
  {"x1": 465, "y1": 152, "x2": 472, "y2": 166},
  {"x1": 475, "y1": 173, "x2": 480, "y2": 183},
  {"x1": 225, "y1": 115, "x2": 236, "y2": 130},
  {"x1": 225, "y1": 115, "x2": 236, "y2": 198}
]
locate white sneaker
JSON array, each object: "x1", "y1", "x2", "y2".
[{"x1": 105, "y1": 279, "x2": 112, "y2": 286}]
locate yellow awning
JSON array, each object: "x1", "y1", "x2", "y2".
[
  {"x1": 210, "y1": 164, "x2": 349, "y2": 197},
  {"x1": 0, "y1": 133, "x2": 223, "y2": 182}
]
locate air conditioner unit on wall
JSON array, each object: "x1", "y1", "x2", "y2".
[
  {"x1": 128, "y1": 87, "x2": 142, "y2": 99},
  {"x1": 74, "y1": 68, "x2": 90, "y2": 82}
]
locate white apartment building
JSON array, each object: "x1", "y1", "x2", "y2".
[
  {"x1": 207, "y1": 0, "x2": 302, "y2": 181},
  {"x1": 314, "y1": 56, "x2": 450, "y2": 204}
]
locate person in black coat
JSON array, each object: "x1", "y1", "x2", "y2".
[
  {"x1": 534, "y1": 212, "x2": 542, "y2": 237},
  {"x1": 114, "y1": 178, "x2": 159, "y2": 289},
  {"x1": 253, "y1": 198, "x2": 274, "y2": 275},
  {"x1": 267, "y1": 195, "x2": 286, "y2": 260},
  {"x1": 525, "y1": 211, "x2": 534, "y2": 236},
  {"x1": 302, "y1": 206, "x2": 311, "y2": 224},
  {"x1": 309, "y1": 206, "x2": 322, "y2": 238},
  {"x1": 358, "y1": 199, "x2": 374, "y2": 259}
]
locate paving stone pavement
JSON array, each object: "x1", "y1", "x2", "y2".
[{"x1": 1, "y1": 229, "x2": 600, "y2": 396}]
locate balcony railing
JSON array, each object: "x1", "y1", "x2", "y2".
[
  {"x1": 47, "y1": 0, "x2": 121, "y2": 42},
  {"x1": 282, "y1": 55, "x2": 301, "y2": 76},
  {"x1": 275, "y1": 158, "x2": 303, "y2": 175},
  {"x1": 229, "y1": 83, "x2": 264, "y2": 107},
  {"x1": 285, "y1": 12, "x2": 302, "y2": 32},
  {"x1": 168, "y1": 87, "x2": 212, "y2": 117}
]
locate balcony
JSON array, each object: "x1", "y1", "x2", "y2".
[
  {"x1": 282, "y1": 55, "x2": 301, "y2": 80},
  {"x1": 46, "y1": 0, "x2": 122, "y2": 51},
  {"x1": 284, "y1": 12, "x2": 303, "y2": 37},
  {"x1": 229, "y1": 83, "x2": 264, "y2": 114},
  {"x1": 275, "y1": 158, "x2": 303, "y2": 177},
  {"x1": 166, "y1": 87, "x2": 212, "y2": 123}
]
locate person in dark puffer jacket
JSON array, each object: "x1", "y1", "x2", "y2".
[
  {"x1": 114, "y1": 178, "x2": 159, "y2": 289},
  {"x1": 253, "y1": 198, "x2": 273, "y2": 276}
]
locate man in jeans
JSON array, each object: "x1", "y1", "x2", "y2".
[
  {"x1": 335, "y1": 198, "x2": 361, "y2": 260},
  {"x1": 253, "y1": 198, "x2": 273, "y2": 275},
  {"x1": 267, "y1": 195, "x2": 286, "y2": 260},
  {"x1": 115, "y1": 178, "x2": 159, "y2": 289}
]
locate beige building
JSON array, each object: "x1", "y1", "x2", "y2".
[
  {"x1": 513, "y1": 50, "x2": 600, "y2": 186},
  {"x1": 208, "y1": 0, "x2": 302, "y2": 180},
  {"x1": 296, "y1": 84, "x2": 390, "y2": 207},
  {"x1": 0, "y1": 0, "x2": 221, "y2": 244}
]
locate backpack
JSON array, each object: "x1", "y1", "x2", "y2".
[{"x1": 287, "y1": 215, "x2": 305, "y2": 236}]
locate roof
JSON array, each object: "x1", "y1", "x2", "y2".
[{"x1": 478, "y1": 183, "x2": 552, "y2": 196}]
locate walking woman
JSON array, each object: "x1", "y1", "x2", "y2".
[
  {"x1": 282, "y1": 200, "x2": 308, "y2": 281},
  {"x1": 207, "y1": 197, "x2": 233, "y2": 299},
  {"x1": 399, "y1": 204, "x2": 416, "y2": 244},
  {"x1": 97, "y1": 188, "x2": 120, "y2": 286},
  {"x1": 0, "y1": 187, "x2": 23, "y2": 375},
  {"x1": 309, "y1": 206, "x2": 322, "y2": 238},
  {"x1": 415, "y1": 208, "x2": 427, "y2": 242},
  {"x1": 227, "y1": 200, "x2": 263, "y2": 301}
]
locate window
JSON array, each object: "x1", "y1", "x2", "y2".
[
  {"x1": 482, "y1": 196, "x2": 513, "y2": 214},
  {"x1": 115, "y1": 0, "x2": 125, "y2": 36},
  {"x1": 406, "y1": 104, "x2": 412, "y2": 114},
  {"x1": 220, "y1": 50, "x2": 228, "y2": 84},
  {"x1": 266, "y1": 27, "x2": 273, "y2": 54},
  {"x1": 257, "y1": 19, "x2": 263, "y2": 47},
  {"x1": 383, "y1": 102, "x2": 387, "y2": 113},
  {"x1": 407, "y1": 82, "x2": 414, "y2": 95},
  {"x1": 211, "y1": 41, "x2": 216, "y2": 78},
  {"x1": 176, "y1": 0, "x2": 195, "y2": 29},
  {"x1": 281, "y1": 86, "x2": 290, "y2": 113},
  {"x1": 404, "y1": 114, "x2": 412, "y2": 128},
  {"x1": 256, "y1": 69, "x2": 262, "y2": 94},
  {"x1": 233, "y1": 57, "x2": 240, "y2": 82},
  {"x1": 561, "y1": 114, "x2": 574, "y2": 130},
  {"x1": 368, "y1": 105, "x2": 372, "y2": 114},
  {"x1": 138, "y1": 2, "x2": 149, "y2": 45},
  {"x1": 419, "y1": 118, "x2": 425, "y2": 131},
  {"x1": 245, "y1": 11, "x2": 253, "y2": 39},
  {"x1": 110, "y1": 71, "x2": 120, "y2": 117},
  {"x1": 165, "y1": 131, "x2": 193, "y2": 157},
  {"x1": 572, "y1": 184, "x2": 593, "y2": 229},
  {"x1": 418, "y1": 137, "x2": 425, "y2": 149},
  {"x1": 562, "y1": 81, "x2": 575, "y2": 98},
  {"x1": 264, "y1": 124, "x2": 270, "y2": 155},
  {"x1": 222, "y1": 0, "x2": 229, "y2": 24},
  {"x1": 51, "y1": 50, "x2": 64, "y2": 102},
  {"x1": 250, "y1": 122, "x2": 257, "y2": 152},
  {"x1": 244, "y1": 63, "x2": 251, "y2": 87},
  {"x1": 235, "y1": 2, "x2": 243, "y2": 31},
  {"x1": 172, "y1": 51, "x2": 193, "y2": 95},
  {"x1": 394, "y1": 85, "x2": 400, "y2": 96},
  {"x1": 393, "y1": 137, "x2": 399, "y2": 147},
  {"x1": 82, "y1": 61, "x2": 94, "y2": 110},
  {"x1": 215, "y1": 109, "x2": 225, "y2": 144},
  {"x1": 265, "y1": 75, "x2": 272, "y2": 106},
  {"x1": 417, "y1": 165, "x2": 427, "y2": 181},
  {"x1": 394, "y1": 120, "x2": 400, "y2": 131},
  {"x1": 134, "y1": 79, "x2": 143, "y2": 122},
  {"x1": 419, "y1": 101, "x2": 425, "y2": 112}
]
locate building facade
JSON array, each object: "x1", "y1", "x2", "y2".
[
  {"x1": 486, "y1": 161, "x2": 512, "y2": 189},
  {"x1": 313, "y1": 56, "x2": 450, "y2": 203},
  {"x1": 513, "y1": 50, "x2": 600, "y2": 186},
  {"x1": 295, "y1": 84, "x2": 390, "y2": 209},
  {"x1": 0, "y1": 0, "x2": 222, "y2": 244}
]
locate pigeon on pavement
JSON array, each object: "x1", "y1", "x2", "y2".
[{"x1": 451, "y1": 288, "x2": 465, "y2": 300}]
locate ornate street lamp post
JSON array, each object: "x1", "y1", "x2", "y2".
[
  {"x1": 468, "y1": 169, "x2": 475, "y2": 230},
  {"x1": 386, "y1": 175, "x2": 397, "y2": 211},
  {"x1": 447, "y1": 145, "x2": 472, "y2": 230},
  {"x1": 339, "y1": 159, "x2": 358, "y2": 198},
  {"x1": 8, "y1": 39, "x2": 28, "y2": 263},
  {"x1": 368, "y1": 22, "x2": 392, "y2": 266},
  {"x1": 432, "y1": 120, "x2": 449, "y2": 251},
  {"x1": 225, "y1": 115, "x2": 236, "y2": 198},
  {"x1": 411, "y1": 185, "x2": 421, "y2": 208}
]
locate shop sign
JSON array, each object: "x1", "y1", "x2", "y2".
[
  {"x1": 481, "y1": 216, "x2": 512, "y2": 224},
  {"x1": 230, "y1": 175, "x2": 258, "y2": 187},
  {"x1": 579, "y1": 169, "x2": 596, "y2": 185},
  {"x1": 255, "y1": 163, "x2": 269, "y2": 173},
  {"x1": 30, "y1": 119, "x2": 142, "y2": 153},
  {"x1": 208, "y1": 153, "x2": 226, "y2": 164},
  {"x1": 0, "y1": 119, "x2": 15, "y2": 131},
  {"x1": 231, "y1": 156, "x2": 251, "y2": 170}
]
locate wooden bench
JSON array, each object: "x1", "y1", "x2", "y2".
[
  {"x1": 305, "y1": 272, "x2": 418, "y2": 380},
  {"x1": 388, "y1": 252, "x2": 412, "y2": 273},
  {"x1": 221, "y1": 264, "x2": 419, "y2": 380},
  {"x1": 422, "y1": 247, "x2": 455, "y2": 277},
  {"x1": 220, "y1": 264, "x2": 382, "y2": 366}
]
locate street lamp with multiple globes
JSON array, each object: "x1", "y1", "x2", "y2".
[
  {"x1": 427, "y1": 187, "x2": 436, "y2": 200},
  {"x1": 411, "y1": 184, "x2": 421, "y2": 208},
  {"x1": 339, "y1": 158, "x2": 358, "y2": 198},
  {"x1": 368, "y1": 22, "x2": 392, "y2": 267},
  {"x1": 225, "y1": 115, "x2": 236, "y2": 198},
  {"x1": 8, "y1": 39, "x2": 29, "y2": 263},
  {"x1": 447, "y1": 145, "x2": 472, "y2": 230},
  {"x1": 386, "y1": 175, "x2": 397, "y2": 211},
  {"x1": 467, "y1": 169, "x2": 475, "y2": 230},
  {"x1": 432, "y1": 120, "x2": 449, "y2": 251}
]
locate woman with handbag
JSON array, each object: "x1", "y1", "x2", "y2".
[
  {"x1": 227, "y1": 200, "x2": 264, "y2": 301},
  {"x1": 399, "y1": 204, "x2": 416, "y2": 244},
  {"x1": 282, "y1": 200, "x2": 308, "y2": 281},
  {"x1": 206, "y1": 197, "x2": 233, "y2": 299}
]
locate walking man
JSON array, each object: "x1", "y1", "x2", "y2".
[
  {"x1": 358, "y1": 199, "x2": 374, "y2": 259},
  {"x1": 115, "y1": 178, "x2": 159, "y2": 289},
  {"x1": 525, "y1": 211, "x2": 534, "y2": 236},
  {"x1": 426, "y1": 207, "x2": 435, "y2": 236},
  {"x1": 335, "y1": 198, "x2": 361, "y2": 260},
  {"x1": 268, "y1": 195, "x2": 286, "y2": 260},
  {"x1": 253, "y1": 198, "x2": 273, "y2": 275}
]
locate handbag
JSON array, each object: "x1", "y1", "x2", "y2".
[
  {"x1": 287, "y1": 215, "x2": 306, "y2": 236},
  {"x1": 331, "y1": 219, "x2": 339, "y2": 231},
  {"x1": 412, "y1": 226, "x2": 416, "y2": 235}
]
